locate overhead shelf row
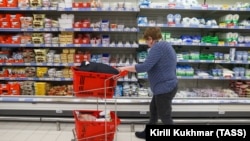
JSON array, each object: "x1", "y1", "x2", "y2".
[
  {"x1": 0, "y1": 60, "x2": 250, "y2": 66},
  {"x1": 0, "y1": 76, "x2": 249, "y2": 81},
  {"x1": 0, "y1": 6, "x2": 249, "y2": 12},
  {"x1": 0, "y1": 96, "x2": 250, "y2": 104},
  {"x1": 0, "y1": 44, "x2": 139, "y2": 48},
  {"x1": 0, "y1": 28, "x2": 139, "y2": 32},
  {"x1": 0, "y1": 43, "x2": 249, "y2": 48}
]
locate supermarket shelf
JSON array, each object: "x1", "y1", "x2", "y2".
[
  {"x1": 0, "y1": 96, "x2": 250, "y2": 104},
  {"x1": 0, "y1": 77, "x2": 73, "y2": 81},
  {"x1": 0, "y1": 7, "x2": 139, "y2": 12},
  {"x1": 1, "y1": 6, "x2": 249, "y2": 12},
  {"x1": 0, "y1": 43, "x2": 139, "y2": 48},
  {"x1": 177, "y1": 60, "x2": 250, "y2": 64},
  {"x1": 138, "y1": 76, "x2": 250, "y2": 80},
  {"x1": 2, "y1": 76, "x2": 248, "y2": 81},
  {"x1": 177, "y1": 76, "x2": 250, "y2": 80},
  {"x1": 1, "y1": 96, "x2": 250, "y2": 120},
  {"x1": 140, "y1": 42, "x2": 250, "y2": 48},
  {"x1": 214, "y1": 60, "x2": 250, "y2": 64},
  {"x1": 0, "y1": 63, "x2": 81, "y2": 67},
  {"x1": 0, "y1": 7, "x2": 57, "y2": 11},
  {"x1": 138, "y1": 24, "x2": 250, "y2": 30},
  {"x1": 140, "y1": 5, "x2": 250, "y2": 12},
  {"x1": 57, "y1": 7, "x2": 140, "y2": 12},
  {"x1": 1, "y1": 116, "x2": 250, "y2": 125},
  {"x1": 0, "y1": 27, "x2": 139, "y2": 32},
  {"x1": 59, "y1": 28, "x2": 139, "y2": 32},
  {"x1": 0, "y1": 63, "x2": 136, "y2": 67},
  {"x1": 0, "y1": 77, "x2": 136, "y2": 82},
  {"x1": 0, "y1": 28, "x2": 58, "y2": 32}
]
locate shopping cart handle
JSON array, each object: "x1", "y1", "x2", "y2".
[{"x1": 119, "y1": 70, "x2": 128, "y2": 77}]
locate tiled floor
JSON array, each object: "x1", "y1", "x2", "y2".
[{"x1": 0, "y1": 121, "x2": 145, "y2": 141}]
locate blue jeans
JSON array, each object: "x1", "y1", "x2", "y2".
[{"x1": 148, "y1": 85, "x2": 178, "y2": 125}]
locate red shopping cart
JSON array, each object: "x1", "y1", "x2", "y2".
[{"x1": 71, "y1": 67, "x2": 127, "y2": 141}]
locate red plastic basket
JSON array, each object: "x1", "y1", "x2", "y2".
[
  {"x1": 73, "y1": 110, "x2": 120, "y2": 141},
  {"x1": 72, "y1": 67, "x2": 127, "y2": 98}
]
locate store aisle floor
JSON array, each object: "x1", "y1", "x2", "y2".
[{"x1": 0, "y1": 121, "x2": 144, "y2": 141}]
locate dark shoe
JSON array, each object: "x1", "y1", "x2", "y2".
[{"x1": 135, "y1": 130, "x2": 146, "y2": 139}]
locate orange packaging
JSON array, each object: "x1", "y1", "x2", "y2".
[
  {"x1": 73, "y1": 21, "x2": 82, "y2": 28},
  {"x1": 74, "y1": 38, "x2": 83, "y2": 44},
  {"x1": 12, "y1": 35, "x2": 21, "y2": 44},
  {"x1": 0, "y1": 35, "x2": 6, "y2": 43},
  {"x1": 82, "y1": 37, "x2": 90, "y2": 44},
  {"x1": 20, "y1": 35, "x2": 32, "y2": 44},
  {"x1": 10, "y1": 21, "x2": 21, "y2": 28},
  {"x1": 0, "y1": 16, "x2": 9, "y2": 22},
  {"x1": 5, "y1": 36, "x2": 12, "y2": 43},
  {"x1": 7, "y1": 0, "x2": 18, "y2": 7},
  {"x1": 72, "y1": 2, "x2": 83, "y2": 8},
  {"x1": 9, "y1": 83, "x2": 20, "y2": 95},
  {"x1": 0, "y1": 84, "x2": 10, "y2": 95},
  {"x1": 0, "y1": 21, "x2": 10, "y2": 28},
  {"x1": 7, "y1": 14, "x2": 22, "y2": 21},
  {"x1": 74, "y1": 53, "x2": 91, "y2": 63},
  {"x1": 0, "y1": 14, "x2": 5, "y2": 18},
  {"x1": 82, "y1": 2, "x2": 90, "y2": 8},
  {"x1": 0, "y1": 0, "x2": 7, "y2": 7},
  {"x1": 82, "y1": 21, "x2": 90, "y2": 28}
]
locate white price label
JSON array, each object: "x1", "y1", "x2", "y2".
[
  {"x1": 34, "y1": 44, "x2": 40, "y2": 47},
  {"x1": 44, "y1": 28, "x2": 50, "y2": 31},
  {"x1": 44, "y1": 44, "x2": 50, "y2": 47},
  {"x1": 19, "y1": 98, "x2": 26, "y2": 101},
  {"x1": 91, "y1": 8, "x2": 97, "y2": 11},
  {"x1": 42, "y1": 7, "x2": 49, "y2": 10},
  {"x1": 55, "y1": 78, "x2": 61, "y2": 81},
  {"x1": 60, "y1": 44, "x2": 67, "y2": 47},
  {"x1": 139, "y1": 111, "x2": 147, "y2": 115},
  {"x1": 45, "y1": 99, "x2": 52, "y2": 102},
  {"x1": 56, "y1": 109, "x2": 63, "y2": 113},
  {"x1": 60, "y1": 28, "x2": 65, "y2": 31},
  {"x1": 52, "y1": 44, "x2": 58, "y2": 47},
  {"x1": 33, "y1": 28, "x2": 40, "y2": 31},
  {"x1": 102, "y1": 28, "x2": 109, "y2": 31},
  {"x1": 30, "y1": 7, "x2": 37, "y2": 10},
  {"x1": 218, "y1": 111, "x2": 225, "y2": 114},
  {"x1": 73, "y1": 99, "x2": 81, "y2": 102},
  {"x1": 51, "y1": 28, "x2": 57, "y2": 31},
  {"x1": 93, "y1": 28, "x2": 99, "y2": 31},
  {"x1": 24, "y1": 63, "x2": 31, "y2": 66},
  {"x1": 50, "y1": 7, "x2": 56, "y2": 10},
  {"x1": 183, "y1": 24, "x2": 190, "y2": 27},
  {"x1": 74, "y1": 44, "x2": 80, "y2": 47},
  {"x1": 74, "y1": 28, "x2": 80, "y2": 31}
]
